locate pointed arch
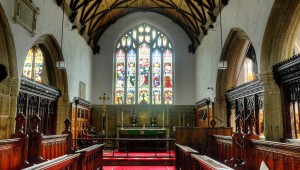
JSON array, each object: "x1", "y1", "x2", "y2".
[
  {"x1": 214, "y1": 28, "x2": 251, "y2": 128},
  {"x1": 259, "y1": 0, "x2": 300, "y2": 141},
  {"x1": 0, "y1": 4, "x2": 19, "y2": 138},
  {"x1": 32, "y1": 34, "x2": 70, "y2": 133}
]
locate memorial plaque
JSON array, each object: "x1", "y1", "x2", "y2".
[{"x1": 14, "y1": 0, "x2": 39, "y2": 36}]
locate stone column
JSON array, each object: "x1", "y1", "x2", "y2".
[
  {"x1": 0, "y1": 77, "x2": 19, "y2": 139},
  {"x1": 56, "y1": 94, "x2": 70, "y2": 134},
  {"x1": 214, "y1": 96, "x2": 227, "y2": 127},
  {"x1": 259, "y1": 71, "x2": 283, "y2": 141}
]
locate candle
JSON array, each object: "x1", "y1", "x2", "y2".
[
  {"x1": 121, "y1": 111, "x2": 124, "y2": 129},
  {"x1": 162, "y1": 111, "x2": 164, "y2": 127},
  {"x1": 121, "y1": 111, "x2": 123, "y2": 121}
]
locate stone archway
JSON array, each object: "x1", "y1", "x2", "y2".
[
  {"x1": 214, "y1": 28, "x2": 250, "y2": 128},
  {"x1": 33, "y1": 34, "x2": 70, "y2": 134},
  {"x1": 0, "y1": 4, "x2": 19, "y2": 139},
  {"x1": 260, "y1": 0, "x2": 300, "y2": 141}
]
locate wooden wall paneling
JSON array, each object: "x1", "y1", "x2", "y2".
[
  {"x1": 71, "y1": 98, "x2": 91, "y2": 139},
  {"x1": 107, "y1": 113, "x2": 117, "y2": 137},
  {"x1": 170, "y1": 112, "x2": 179, "y2": 138}
]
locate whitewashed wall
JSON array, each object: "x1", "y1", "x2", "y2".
[
  {"x1": 0, "y1": 0, "x2": 93, "y2": 102},
  {"x1": 92, "y1": 12, "x2": 195, "y2": 105},
  {"x1": 195, "y1": 0, "x2": 274, "y2": 102}
]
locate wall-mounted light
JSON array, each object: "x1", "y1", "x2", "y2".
[
  {"x1": 218, "y1": 0, "x2": 227, "y2": 70},
  {"x1": 56, "y1": 60, "x2": 65, "y2": 69}
]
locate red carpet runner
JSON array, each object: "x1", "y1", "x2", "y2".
[
  {"x1": 103, "y1": 151, "x2": 175, "y2": 168},
  {"x1": 103, "y1": 166, "x2": 175, "y2": 170}
]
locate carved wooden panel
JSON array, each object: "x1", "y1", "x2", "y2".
[
  {"x1": 71, "y1": 98, "x2": 91, "y2": 139},
  {"x1": 273, "y1": 55, "x2": 300, "y2": 139},
  {"x1": 225, "y1": 79, "x2": 263, "y2": 134},
  {"x1": 18, "y1": 77, "x2": 60, "y2": 135}
]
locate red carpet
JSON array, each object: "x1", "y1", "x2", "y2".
[
  {"x1": 104, "y1": 151, "x2": 175, "y2": 157},
  {"x1": 103, "y1": 166, "x2": 175, "y2": 170},
  {"x1": 103, "y1": 151, "x2": 175, "y2": 166}
]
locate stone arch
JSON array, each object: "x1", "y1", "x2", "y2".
[
  {"x1": 259, "y1": 0, "x2": 300, "y2": 141},
  {"x1": 0, "y1": 4, "x2": 19, "y2": 138},
  {"x1": 32, "y1": 34, "x2": 70, "y2": 134},
  {"x1": 214, "y1": 28, "x2": 251, "y2": 127}
]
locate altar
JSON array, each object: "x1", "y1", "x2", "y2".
[
  {"x1": 117, "y1": 128, "x2": 167, "y2": 151},
  {"x1": 118, "y1": 128, "x2": 167, "y2": 137}
]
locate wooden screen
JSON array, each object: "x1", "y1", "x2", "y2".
[
  {"x1": 17, "y1": 77, "x2": 60, "y2": 135},
  {"x1": 273, "y1": 54, "x2": 300, "y2": 139},
  {"x1": 225, "y1": 79, "x2": 263, "y2": 135},
  {"x1": 71, "y1": 98, "x2": 91, "y2": 139}
]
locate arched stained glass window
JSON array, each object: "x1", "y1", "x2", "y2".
[
  {"x1": 114, "y1": 23, "x2": 174, "y2": 105},
  {"x1": 23, "y1": 45, "x2": 44, "y2": 82}
]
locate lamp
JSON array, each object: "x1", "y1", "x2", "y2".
[
  {"x1": 56, "y1": 60, "x2": 65, "y2": 69},
  {"x1": 57, "y1": 0, "x2": 66, "y2": 70},
  {"x1": 218, "y1": 0, "x2": 227, "y2": 70}
]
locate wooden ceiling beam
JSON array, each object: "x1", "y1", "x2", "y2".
[
  {"x1": 175, "y1": 0, "x2": 184, "y2": 21},
  {"x1": 185, "y1": 0, "x2": 206, "y2": 25}
]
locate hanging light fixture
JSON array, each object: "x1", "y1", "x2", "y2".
[
  {"x1": 218, "y1": 0, "x2": 227, "y2": 70},
  {"x1": 56, "y1": 0, "x2": 66, "y2": 69}
]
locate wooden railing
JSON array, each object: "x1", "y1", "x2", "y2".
[
  {"x1": 191, "y1": 154, "x2": 233, "y2": 170},
  {"x1": 0, "y1": 113, "x2": 105, "y2": 170},
  {"x1": 175, "y1": 143, "x2": 232, "y2": 170},
  {"x1": 212, "y1": 135, "x2": 232, "y2": 163},
  {"x1": 0, "y1": 139, "x2": 23, "y2": 170},
  {"x1": 23, "y1": 154, "x2": 80, "y2": 170},
  {"x1": 175, "y1": 143, "x2": 199, "y2": 170},
  {"x1": 41, "y1": 134, "x2": 68, "y2": 160},
  {"x1": 73, "y1": 137, "x2": 175, "y2": 156},
  {"x1": 76, "y1": 144, "x2": 105, "y2": 170}
]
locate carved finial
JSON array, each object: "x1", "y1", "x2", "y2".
[
  {"x1": 64, "y1": 118, "x2": 71, "y2": 131},
  {"x1": 235, "y1": 115, "x2": 244, "y2": 133},
  {"x1": 246, "y1": 114, "x2": 256, "y2": 134},
  {"x1": 210, "y1": 118, "x2": 217, "y2": 133},
  {"x1": 15, "y1": 112, "x2": 26, "y2": 133},
  {"x1": 31, "y1": 114, "x2": 41, "y2": 131}
]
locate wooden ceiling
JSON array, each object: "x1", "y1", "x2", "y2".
[{"x1": 56, "y1": 0, "x2": 229, "y2": 54}]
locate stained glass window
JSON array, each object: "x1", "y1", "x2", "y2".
[
  {"x1": 114, "y1": 23, "x2": 174, "y2": 105},
  {"x1": 22, "y1": 45, "x2": 44, "y2": 82}
]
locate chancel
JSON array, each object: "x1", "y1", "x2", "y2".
[{"x1": 1, "y1": 0, "x2": 300, "y2": 170}]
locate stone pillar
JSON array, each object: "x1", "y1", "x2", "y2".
[
  {"x1": 56, "y1": 94, "x2": 70, "y2": 135},
  {"x1": 0, "y1": 77, "x2": 19, "y2": 139},
  {"x1": 259, "y1": 71, "x2": 283, "y2": 141},
  {"x1": 214, "y1": 96, "x2": 227, "y2": 127}
]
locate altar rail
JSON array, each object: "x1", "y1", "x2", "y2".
[{"x1": 73, "y1": 138, "x2": 175, "y2": 157}]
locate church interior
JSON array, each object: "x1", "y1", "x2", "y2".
[{"x1": 0, "y1": 0, "x2": 300, "y2": 169}]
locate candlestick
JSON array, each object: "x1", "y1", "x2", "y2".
[
  {"x1": 162, "y1": 110, "x2": 165, "y2": 129},
  {"x1": 121, "y1": 111, "x2": 124, "y2": 129}
]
